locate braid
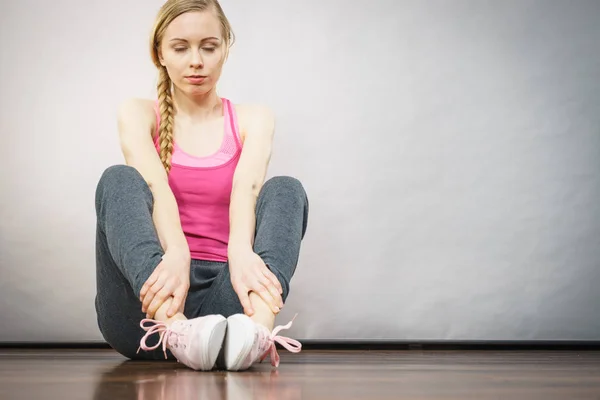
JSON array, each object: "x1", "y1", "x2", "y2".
[{"x1": 157, "y1": 66, "x2": 175, "y2": 174}]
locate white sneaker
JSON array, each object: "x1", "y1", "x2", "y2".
[
  {"x1": 224, "y1": 314, "x2": 301, "y2": 371},
  {"x1": 137, "y1": 315, "x2": 227, "y2": 371}
]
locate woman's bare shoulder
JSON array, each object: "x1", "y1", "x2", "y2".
[
  {"x1": 232, "y1": 103, "x2": 274, "y2": 138},
  {"x1": 232, "y1": 103, "x2": 274, "y2": 144},
  {"x1": 117, "y1": 98, "x2": 157, "y2": 139},
  {"x1": 117, "y1": 98, "x2": 156, "y2": 120}
]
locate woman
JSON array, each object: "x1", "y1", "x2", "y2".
[{"x1": 94, "y1": 0, "x2": 309, "y2": 372}]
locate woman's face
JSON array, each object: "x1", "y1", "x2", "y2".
[{"x1": 159, "y1": 10, "x2": 226, "y2": 96}]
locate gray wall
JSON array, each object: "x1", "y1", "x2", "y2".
[{"x1": 1, "y1": 0, "x2": 599, "y2": 343}]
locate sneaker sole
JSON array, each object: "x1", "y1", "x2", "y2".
[
  {"x1": 224, "y1": 314, "x2": 256, "y2": 371},
  {"x1": 200, "y1": 315, "x2": 228, "y2": 370}
]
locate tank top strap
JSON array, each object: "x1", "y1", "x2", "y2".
[{"x1": 222, "y1": 98, "x2": 242, "y2": 149}]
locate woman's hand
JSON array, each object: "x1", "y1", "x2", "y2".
[
  {"x1": 229, "y1": 247, "x2": 283, "y2": 316},
  {"x1": 139, "y1": 250, "x2": 190, "y2": 319}
]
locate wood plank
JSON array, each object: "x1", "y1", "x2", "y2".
[{"x1": 0, "y1": 349, "x2": 599, "y2": 399}]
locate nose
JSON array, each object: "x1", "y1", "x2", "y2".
[{"x1": 190, "y1": 49, "x2": 203, "y2": 69}]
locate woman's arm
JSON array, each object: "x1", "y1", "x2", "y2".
[
  {"x1": 228, "y1": 104, "x2": 275, "y2": 254},
  {"x1": 116, "y1": 98, "x2": 190, "y2": 260},
  {"x1": 227, "y1": 104, "x2": 283, "y2": 316},
  {"x1": 117, "y1": 98, "x2": 191, "y2": 318}
]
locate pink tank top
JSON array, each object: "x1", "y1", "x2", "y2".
[{"x1": 152, "y1": 98, "x2": 242, "y2": 262}]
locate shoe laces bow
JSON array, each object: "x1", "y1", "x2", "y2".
[{"x1": 260, "y1": 314, "x2": 302, "y2": 367}]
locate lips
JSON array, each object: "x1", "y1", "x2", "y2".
[{"x1": 186, "y1": 75, "x2": 207, "y2": 84}]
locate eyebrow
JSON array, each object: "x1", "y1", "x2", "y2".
[{"x1": 169, "y1": 37, "x2": 220, "y2": 42}]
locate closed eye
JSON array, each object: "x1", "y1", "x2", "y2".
[{"x1": 174, "y1": 47, "x2": 215, "y2": 53}]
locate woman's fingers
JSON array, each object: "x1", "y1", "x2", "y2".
[
  {"x1": 254, "y1": 276, "x2": 281, "y2": 314},
  {"x1": 259, "y1": 269, "x2": 283, "y2": 308},
  {"x1": 263, "y1": 268, "x2": 283, "y2": 295},
  {"x1": 265, "y1": 281, "x2": 283, "y2": 309},
  {"x1": 140, "y1": 270, "x2": 159, "y2": 301},
  {"x1": 168, "y1": 284, "x2": 188, "y2": 317},
  {"x1": 142, "y1": 276, "x2": 165, "y2": 314},
  {"x1": 146, "y1": 284, "x2": 173, "y2": 318}
]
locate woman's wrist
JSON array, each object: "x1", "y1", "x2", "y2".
[
  {"x1": 228, "y1": 241, "x2": 253, "y2": 258},
  {"x1": 164, "y1": 245, "x2": 191, "y2": 263}
]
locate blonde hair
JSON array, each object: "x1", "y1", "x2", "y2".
[{"x1": 150, "y1": 0, "x2": 235, "y2": 173}]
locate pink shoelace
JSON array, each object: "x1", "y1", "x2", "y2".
[
  {"x1": 136, "y1": 319, "x2": 182, "y2": 359},
  {"x1": 260, "y1": 315, "x2": 302, "y2": 367}
]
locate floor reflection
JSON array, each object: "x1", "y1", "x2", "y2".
[{"x1": 93, "y1": 360, "x2": 302, "y2": 400}]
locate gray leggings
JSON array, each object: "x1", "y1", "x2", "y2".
[{"x1": 94, "y1": 165, "x2": 309, "y2": 360}]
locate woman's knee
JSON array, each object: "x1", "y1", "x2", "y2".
[
  {"x1": 97, "y1": 165, "x2": 144, "y2": 192},
  {"x1": 260, "y1": 176, "x2": 308, "y2": 204},
  {"x1": 95, "y1": 165, "x2": 152, "y2": 211},
  {"x1": 261, "y1": 176, "x2": 309, "y2": 236},
  {"x1": 263, "y1": 175, "x2": 303, "y2": 191}
]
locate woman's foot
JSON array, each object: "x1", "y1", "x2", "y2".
[
  {"x1": 137, "y1": 314, "x2": 227, "y2": 371},
  {"x1": 224, "y1": 314, "x2": 301, "y2": 371}
]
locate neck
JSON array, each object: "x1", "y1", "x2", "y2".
[{"x1": 172, "y1": 87, "x2": 223, "y2": 121}]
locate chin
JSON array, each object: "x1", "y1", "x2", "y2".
[{"x1": 186, "y1": 85, "x2": 212, "y2": 96}]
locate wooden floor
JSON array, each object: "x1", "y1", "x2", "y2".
[{"x1": 1, "y1": 349, "x2": 600, "y2": 399}]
